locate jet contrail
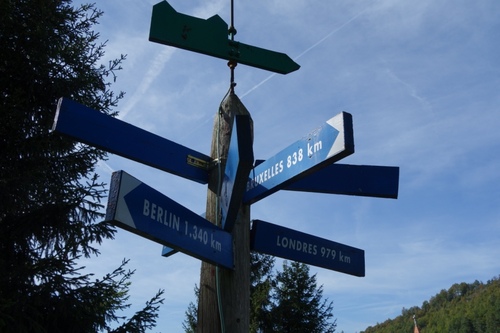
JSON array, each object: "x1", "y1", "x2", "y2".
[
  {"x1": 240, "y1": 73, "x2": 277, "y2": 99},
  {"x1": 241, "y1": 5, "x2": 370, "y2": 99},
  {"x1": 293, "y1": 6, "x2": 370, "y2": 61},
  {"x1": 118, "y1": 0, "x2": 226, "y2": 120},
  {"x1": 118, "y1": 48, "x2": 175, "y2": 120}
]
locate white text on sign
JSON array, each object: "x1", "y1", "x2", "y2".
[
  {"x1": 142, "y1": 199, "x2": 222, "y2": 253},
  {"x1": 247, "y1": 140, "x2": 323, "y2": 191},
  {"x1": 276, "y1": 235, "x2": 352, "y2": 264}
]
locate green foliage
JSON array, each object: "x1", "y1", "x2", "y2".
[
  {"x1": 0, "y1": 0, "x2": 163, "y2": 332},
  {"x1": 110, "y1": 288, "x2": 165, "y2": 333},
  {"x1": 250, "y1": 253, "x2": 275, "y2": 333},
  {"x1": 182, "y1": 285, "x2": 199, "y2": 333},
  {"x1": 361, "y1": 276, "x2": 500, "y2": 333},
  {"x1": 183, "y1": 258, "x2": 337, "y2": 333},
  {"x1": 264, "y1": 261, "x2": 337, "y2": 333},
  {"x1": 182, "y1": 254, "x2": 276, "y2": 333}
]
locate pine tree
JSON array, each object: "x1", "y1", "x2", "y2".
[
  {"x1": 0, "y1": 1, "x2": 163, "y2": 331},
  {"x1": 185, "y1": 259, "x2": 337, "y2": 333},
  {"x1": 183, "y1": 285, "x2": 199, "y2": 333},
  {"x1": 183, "y1": 254, "x2": 275, "y2": 333},
  {"x1": 361, "y1": 276, "x2": 500, "y2": 333},
  {"x1": 250, "y1": 253, "x2": 275, "y2": 333},
  {"x1": 265, "y1": 261, "x2": 337, "y2": 333}
]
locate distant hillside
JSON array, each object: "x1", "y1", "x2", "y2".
[{"x1": 361, "y1": 275, "x2": 500, "y2": 333}]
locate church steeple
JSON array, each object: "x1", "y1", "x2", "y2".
[{"x1": 413, "y1": 315, "x2": 420, "y2": 333}]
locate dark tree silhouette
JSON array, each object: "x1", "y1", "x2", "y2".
[{"x1": 0, "y1": 1, "x2": 163, "y2": 332}]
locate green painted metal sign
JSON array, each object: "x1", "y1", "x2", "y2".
[{"x1": 149, "y1": 1, "x2": 300, "y2": 74}]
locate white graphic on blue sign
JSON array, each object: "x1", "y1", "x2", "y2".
[
  {"x1": 244, "y1": 112, "x2": 354, "y2": 204},
  {"x1": 106, "y1": 171, "x2": 233, "y2": 269}
]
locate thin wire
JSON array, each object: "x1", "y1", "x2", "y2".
[
  {"x1": 228, "y1": 0, "x2": 237, "y2": 94},
  {"x1": 230, "y1": 0, "x2": 235, "y2": 40}
]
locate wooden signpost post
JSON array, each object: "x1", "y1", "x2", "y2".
[{"x1": 52, "y1": 1, "x2": 400, "y2": 332}]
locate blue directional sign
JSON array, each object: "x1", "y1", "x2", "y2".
[
  {"x1": 220, "y1": 115, "x2": 254, "y2": 230},
  {"x1": 106, "y1": 170, "x2": 233, "y2": 269},
  {"x1": 285, "y1": 164, "x2": 400, "y2": 199},
  {"x1": 250, "y1": 220, "x2": 365, "y2": 277},
  {"x1": 52, "y1": 98, "x2": 210, "y2": 184},
  {"x1": 244, "y1": 112, "x2": 354, "y2": 204}
]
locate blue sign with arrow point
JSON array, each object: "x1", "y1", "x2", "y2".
[
  {"x1": 244, "y1": 112, "x2": 354, "y2": 204},
  {"x1": 106, "y1": 170, "x2": 233, "y2": 269}
]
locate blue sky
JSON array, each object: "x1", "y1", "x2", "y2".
[{"x1": 76, "y1": 0, "x2": 500, "y2": 332}]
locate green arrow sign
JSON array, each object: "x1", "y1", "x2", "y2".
[{"x1": 149, "y1": 1, "x2": 300, "y2": 74}]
